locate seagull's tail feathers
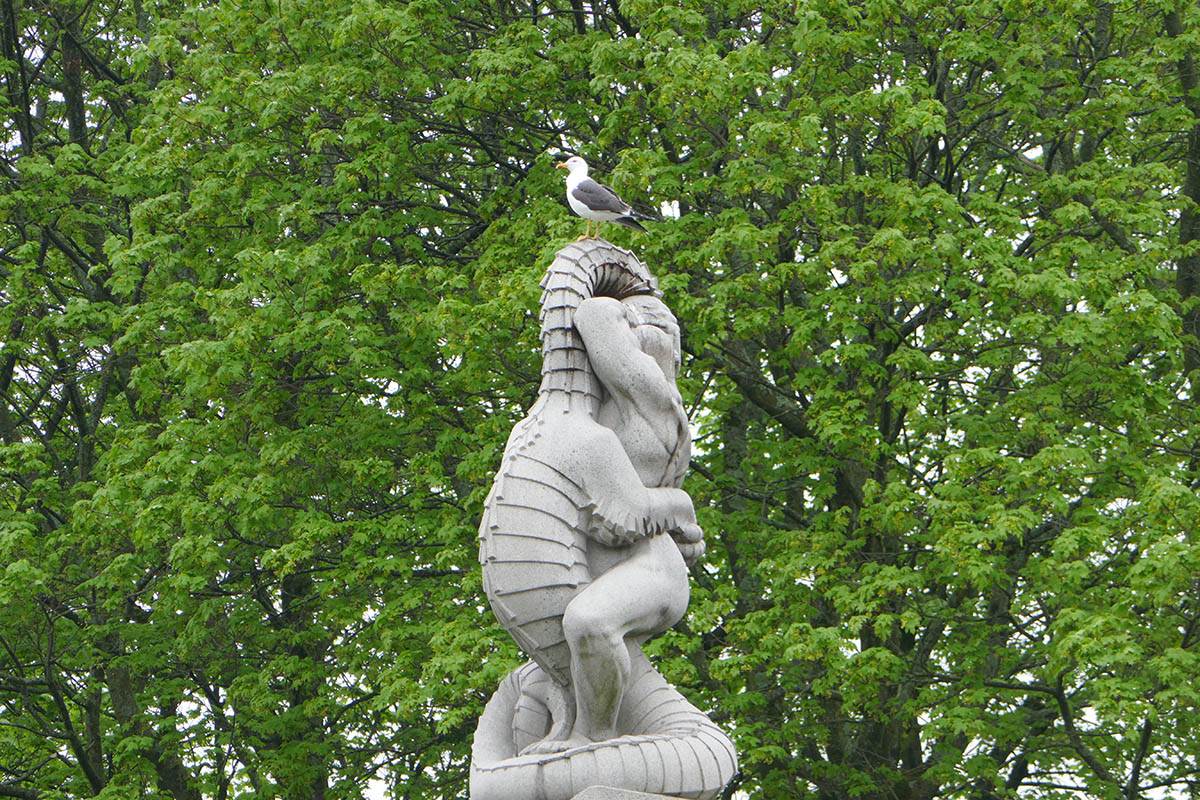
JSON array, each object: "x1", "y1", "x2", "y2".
[
  {"x1": 615, "y1": 207, "x2": 659, "y2": 233},
  {"x1": 613, "y1": 216, "x2": 651, "y2": 234}
]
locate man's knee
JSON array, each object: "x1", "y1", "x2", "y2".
[{"x1": 563, "y1": 599, "x2": 621, "y2": 651}]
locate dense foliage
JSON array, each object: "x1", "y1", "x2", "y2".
[{"x1": 3, "y1": 0, "x2": 1200, "y2": 799}]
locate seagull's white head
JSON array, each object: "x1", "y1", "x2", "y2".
[{"x1": 556, "y1": 156, "x2": 589, "y2": 177}]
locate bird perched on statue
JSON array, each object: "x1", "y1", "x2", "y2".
[{"x1": 556, "y1": 156, "x2": 658, "y2": 239}]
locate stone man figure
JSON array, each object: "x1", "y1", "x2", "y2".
[{"x1": 547, "y1": 291, "x2": 704, "y2": 751}]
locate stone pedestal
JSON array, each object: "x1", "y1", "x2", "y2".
[{"x1": 572, "y1": 788, "x2": 678, "y2": 800}]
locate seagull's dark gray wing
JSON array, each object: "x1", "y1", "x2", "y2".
[{"x1": 571, "y1": 178, "x2": 630, "y2": 214}]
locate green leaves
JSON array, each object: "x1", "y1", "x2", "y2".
[{"x1": 5, "y1": 0, "x2": 1200, "y2": 799}]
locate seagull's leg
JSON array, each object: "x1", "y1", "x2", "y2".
[{"x1": 576, "y1": 220, "x2": 591, "y2": 241}]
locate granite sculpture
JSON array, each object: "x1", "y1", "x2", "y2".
[{"x1": 470, "y1": 240, "x2": 738, "y2": 800}]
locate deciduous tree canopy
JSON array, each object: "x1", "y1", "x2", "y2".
[{"x1": 3, "y1": 1, "x2": 1200, "y2": 799}]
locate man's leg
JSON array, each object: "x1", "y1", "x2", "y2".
[{"x1": 561, "y1": 535, "x2": 688, "y2": 744}]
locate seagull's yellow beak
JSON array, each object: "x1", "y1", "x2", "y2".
[{"x1": 556, "y1": 162, "x2": 569, "y2": 169}]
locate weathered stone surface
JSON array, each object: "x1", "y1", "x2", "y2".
[
  {"x1": 572, "y1": 786, "x2": 679, "y2": 800},
  {"x1": 470, "y1": 240, "x2": 737, "y2": 800}
]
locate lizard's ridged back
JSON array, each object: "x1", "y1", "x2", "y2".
[{"x1": 479, "y1": 442, "x2": 590, "y2": 685}]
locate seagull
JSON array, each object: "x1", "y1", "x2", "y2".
[{"x1": 556, "y1": 156, "x2": 657, "y2": 239}]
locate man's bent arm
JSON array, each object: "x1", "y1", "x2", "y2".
[{"x1": 574, "y1": 296, "x2": 676, "y2": 414}]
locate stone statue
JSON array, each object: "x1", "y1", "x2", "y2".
[{"x1": 470, "y1": 241, "x2": 738, "y2": 800}]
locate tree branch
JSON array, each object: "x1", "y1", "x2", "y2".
[
  {"x1": 1052, "y1": 673, "x2": 1120, "y2": 787},
  {"x1": 1126, "y1": 719, "x2": 1154, "y2": 800}
]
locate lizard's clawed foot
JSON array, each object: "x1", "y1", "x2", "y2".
[{"x1": 520, "y1": 734, "x2": 595, "y2": 755}]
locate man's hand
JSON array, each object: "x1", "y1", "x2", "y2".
[{"x1": 670, "y1": 522, "x2": 705, "y2": 566}]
